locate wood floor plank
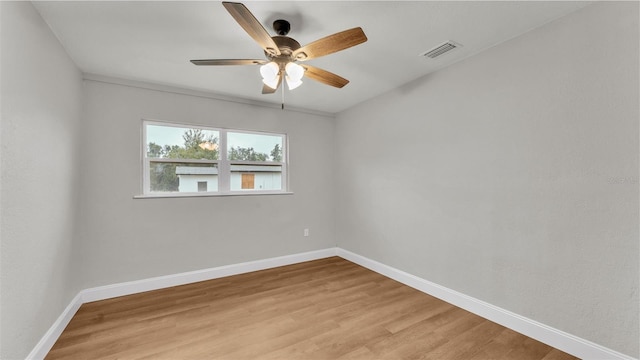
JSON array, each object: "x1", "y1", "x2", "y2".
[{"x1": 46, "y1": 257, "x2": 578, "y2": 360}]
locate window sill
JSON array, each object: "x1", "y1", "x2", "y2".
[{"x1": 133, "y1": 191, "x2": 293, "y2": 199}]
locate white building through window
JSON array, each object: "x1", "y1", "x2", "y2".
[{"x1": 143, "y1": 121, "x2": 287, "y2": 196}]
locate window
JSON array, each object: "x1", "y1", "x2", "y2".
[{"x1": 142, "y1": 121, "x2": 287, "y2": 196}]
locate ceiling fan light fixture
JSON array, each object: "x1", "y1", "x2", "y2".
[
  {"x1": 262, "y1": 76, "x2": 280, "y2": 90},
  {"x1": 191, "y1": 2, "x2": 368, "y2": 95},
  {"x1": 285, "y1": 76, "x2": 303, "y2": 90},
  {"x1": 260, "y1": 62, "x2": 279, "y2": 82},
  {"x1": 285, "y1": 62, "x2": 305, "y2": 82},
  {"x1": 260, "y1": 61, "x2": 280, "y2": 89}
]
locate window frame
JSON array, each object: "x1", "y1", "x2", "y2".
[{"x1": 139, "y1": 119, "x2": 290, "y2": 198}]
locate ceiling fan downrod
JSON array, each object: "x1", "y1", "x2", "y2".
[{"x1": 273, "y1": 19, "x2": 290, "y2": 36}]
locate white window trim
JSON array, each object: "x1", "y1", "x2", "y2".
[{"x1": 137, "y1": 119, "x2": 290, "y2": 198}]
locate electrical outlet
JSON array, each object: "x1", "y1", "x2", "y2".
[{"x1": 304, "y1": 228, "x2": 309, "y2": 237}]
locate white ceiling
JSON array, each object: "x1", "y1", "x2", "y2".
[{"x1": 33, "y1": 1, "x2": 590, "y2": 114}]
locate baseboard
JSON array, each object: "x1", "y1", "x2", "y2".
[
  {"x1": 27, "y1": 248, "x2": 337, "y2": 359},
  {"x1": 336, "y1": 248, "x2": 637, "y2": 360},
  {"x1": 29, "y1": 247, "x2": 635, "y2": 360},
  {"x1": 26, "y1": 293, "x2": 84, "y2": 360},
  {"x1": 81, "y1": 248, "x2": 337, "y2": 303}
]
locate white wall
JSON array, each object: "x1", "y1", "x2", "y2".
[
  {"x1": 76, "y1": 79, "x2": 336, "y2": 289},
  {"x1": 0, "y1": 2, "x2": 84, "y2": 359},
  {"x1": 335, "y1": 2, "x2": 638, "y2": 358},
  {"x1": 3, "y1": 1, "x2": 637, "y2": 358}
]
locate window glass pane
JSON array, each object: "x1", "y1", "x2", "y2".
[
  {"x1": 230, "y1": 164, "x2": 282, "y2": 191},
  {"x1": 227, "y1": 132, "x2": 283, "y2": 162},
  {"x1": 142, "y1": 122, "x2": 287, "y2": 196},
  {"x1": 150, "y1": 162, "x2": 218, "y2": 193},
  {"x1": 147, "y1": 124, "x2": 219, "y2": 160}
]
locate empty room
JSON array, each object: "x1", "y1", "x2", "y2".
[{"x1": 1, "y1": 1, "x2": 638, "y2": 359}]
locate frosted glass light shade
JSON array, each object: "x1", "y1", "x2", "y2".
[
  {"x1": 285, "y1": 76, "x2": 303, "y2": 90},
  {"x1": 285, "y1": 62, "x2": 305, "y2": 82},
  {"x1": 260, "y1": 62, "x2": 279, "y2": 82},
  {"x1": 262, "y1": 76, "x2": 280, "y2": 90},
  {"x1": 260, "y1": 62, "x2": 280, "y2": 89}
]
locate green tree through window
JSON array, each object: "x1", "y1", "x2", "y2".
[
  {"x1": 148, "y1": 129, "x2": 219, "y2": 191},
  {"x1": 270, "y1": 144, "x2": 282, "y2": 162},
  {"x1": 228, "y1": 146, "x2": 268, "y2": 161}
]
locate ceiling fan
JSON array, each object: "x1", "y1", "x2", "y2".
[{"x1": 191, "y1": 2, "x2": 368, "y2": 94}]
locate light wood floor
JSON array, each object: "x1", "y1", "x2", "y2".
[{"x1": 46, "y1": 257, "x2": 578, "y2": 360}]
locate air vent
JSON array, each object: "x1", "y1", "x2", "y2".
[{"x1": 420, "y1": 41, "x2": 462, "y2": 59}]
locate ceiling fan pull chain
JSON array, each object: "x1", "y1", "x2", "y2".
[{"x1": 281, "y1": 82, "x2": 285, "y2": 110}]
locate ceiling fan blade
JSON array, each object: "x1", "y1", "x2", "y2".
[
  {"x1": 301, "y1": 65, "x2": 349, "y2": 88},
  {"x1": 293, "y1": 27, "x2": 367, "y2": 61},
  {"x1": 222, "y1": 2, "x2": 280, "y2": 56},
  {"x1": 262, "y1": 74, "x2": 282, "y2": 94},
  {"x1": 191, "y1": 59, "x2": 267, "y2": 66}
]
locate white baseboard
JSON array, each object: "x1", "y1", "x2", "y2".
[
  {"x1": 81, "y1": 248, "x2": 337, "y2": 303},
  {"x1": 27, "y1": 248, "x2": 337, "y2": 359},
  {"x1": 26, "y1": 293, "x2": 83, "y2": 360},
  {"x1": 336, "y1": 248, "x2": 637, "y2": 360},
  {"x1": 29, "y1": 247, "x2": 636, "y2": 360}
]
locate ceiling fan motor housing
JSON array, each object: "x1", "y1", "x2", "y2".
[{"x1": 266, "y1": 36, "x2": 301, "y2": 64}]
